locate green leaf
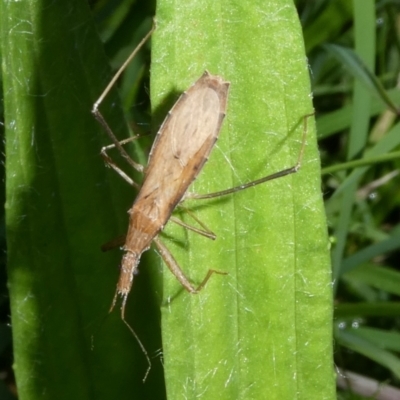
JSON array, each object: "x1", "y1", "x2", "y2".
[
  {"x1": 151, "y1": 1, "x2": 334, "y2": 399},
  {"x1": 1, "y1": 1, "x2": 161, "y2": 399}
]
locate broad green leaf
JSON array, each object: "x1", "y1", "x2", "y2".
[
  {"x1": 151, "y1": 1, "x2": 334, "y2": 399},
  {"x1": 1, "y1": 1, "x2": 162, "y2": 399}
]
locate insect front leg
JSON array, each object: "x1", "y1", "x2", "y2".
[
  {"x1": 101, "y1": 134, "x2": 146, "y2": 189},
  {"x1": 92, "y1": 22, "x2": 155, "y2": 181}
]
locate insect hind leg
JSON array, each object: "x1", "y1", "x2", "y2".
[{"x1": 186, "y1": 112, "x2": 314, "y2": 200}]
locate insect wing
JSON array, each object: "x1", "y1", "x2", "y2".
[{"x1": 139, "y1": 72, "x2": 230, "y2": 213}]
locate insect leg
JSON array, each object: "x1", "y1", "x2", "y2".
[
  {"x1": 101, "y1": 134, "x2": 146, "y2": 189},
  {"x1": 153, "y1": 237, "x2": 226, "y2": 293},
  {"x1": 186, "y1": 112, "x2": 314, "y2": 200},
  {"x1": 170, "y1": 215, "x2": 216, "y2": 240},
  {"x1": 168, "y1": 204, "x2": 218, "y2": 239},
  {"x1": 92, "y1": 22, "x2": 155, "y2": 175}
]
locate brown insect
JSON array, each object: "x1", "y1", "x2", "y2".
[
  {"x1": 109, "y1": 70, "x2": 230, "y2": 312},
  {"x1": 92, "y1": 25, "x2": 310, "y2": 379}
]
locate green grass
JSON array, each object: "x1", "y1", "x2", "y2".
[{"x1": 301, "y1": 0, "x2": 400, "y2": 398}]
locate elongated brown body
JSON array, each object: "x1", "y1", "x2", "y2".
[{"x1": 113, "y1": 71, "x2": 230, "y2": 311}]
